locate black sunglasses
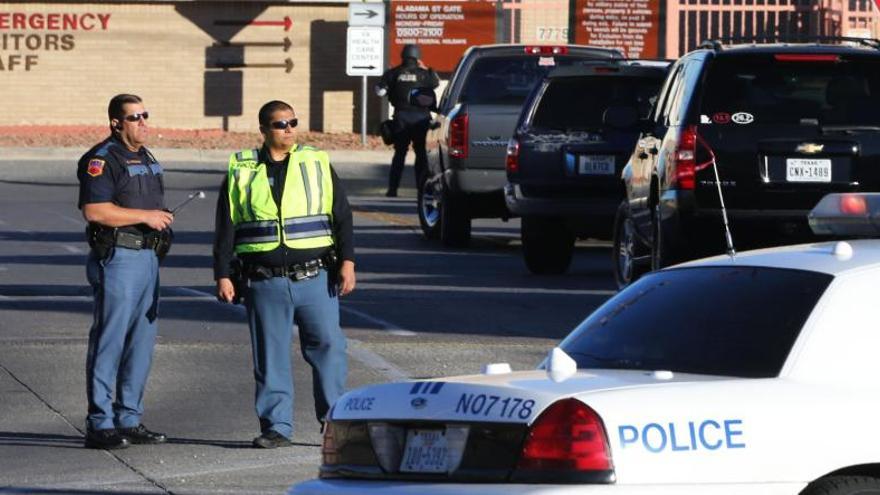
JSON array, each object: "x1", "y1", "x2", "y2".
[
  {"x1": 270, "y1": 118, "x2": 298, "y2": 130},
  {"x1": 123, "y1": 111, "x2": 149, "y2": 122}
]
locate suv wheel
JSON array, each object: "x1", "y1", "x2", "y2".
[
  {"x1": 612, "y1": 201, "x2": 649, "y2": 288},
  {"x1": 440, "y1": 192, "x2": 471, "y2": 247},
  {"x1": 418, "y1": 179, "x2": 441, "y2": 239},
  {"x1": 521, "y1": 216, "x2": 574, "y2": 275},
  {"x1": 800, "y1": 476, "x2": 880, "y2": 495}
]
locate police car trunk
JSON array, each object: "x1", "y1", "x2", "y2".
[{"x1": 296, "y1": 194, "x2": 880, "y2": 494}]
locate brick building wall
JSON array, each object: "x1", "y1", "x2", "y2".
[{"x1": 0, "y1": 1, "x2": 370, "y2": 133}]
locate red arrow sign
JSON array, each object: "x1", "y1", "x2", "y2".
[{"x1": 216, "y1": 16, "x2": 292, "y2": 31}]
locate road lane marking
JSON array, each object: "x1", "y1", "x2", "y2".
[
  {"x1": 340, "y1": 305, "x2": 416, "y2": 337},
  {"x1": 357, "y1": 282, "x2": 616, "y2": 296},
  {"x1": 62, "y1": 245, "x2": 84, "y2": 254},
  {"x1": 169, "y1": 287, "x2": 411, "y2": 381},
  {"x1": 353, "y1": 208, "x2": 418, "y2": 227}
]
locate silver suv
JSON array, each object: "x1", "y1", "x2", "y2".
[{"x1": 418, "y1": 44, "x2": 623, "y2": 246}]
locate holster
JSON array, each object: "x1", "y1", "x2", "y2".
[
  {"x1": 228, "y1": 258, "x2": 247, "y2": 305},
  {"x1": 86, "y1": 224, "x2": 114, "y2": 260},
  {"x1": 155, "y1": 228, "x2": 173, "y2": 262}
]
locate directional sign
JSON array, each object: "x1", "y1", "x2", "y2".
[
  {"x1": 215, "y1": 16, "x2": 292, "y2": 31},
  {"x1": 346, "y1": 26, "x2": 383, "y2": 76},
  {"x1": 209, "y1": 58, "x2": 294, "y2": 73},
  {"x1": 348, "y1": 2, "x2": 385, "y2": 27},
  {"x1": 213, "y1": 37, "x2": 293, "y2": 52}
]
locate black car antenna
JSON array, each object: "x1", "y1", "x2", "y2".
[{"x1": 696, "y1": 133, "x2": 736, "y2": 258}]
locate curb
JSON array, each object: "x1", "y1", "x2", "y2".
[{"x1": 1, "y1": 147, "x2": 394, "y2": 165}]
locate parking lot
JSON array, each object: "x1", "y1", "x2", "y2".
[{"x1": 0, "y1": 149, "x2": 617, "y2": 494}]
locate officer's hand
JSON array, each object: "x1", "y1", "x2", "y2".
[
  {"x1": 217, "y1": 278, "x2": 236, "y2": 303},
  {"x1": 337, "y1": 260, "x2": 356, "y2": 297},
  {"x1": 143, "y1": 209, "x2": 174, "y2": 231}
]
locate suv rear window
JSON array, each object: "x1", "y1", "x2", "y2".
[
  {"x1": 559, "y1": 266, "x2": 832, "y2": 378},
  {"x1": 459, "y1": 56, "x2": 591, "y2": 106},
  {"x1": 531, "y1": 76, "x2": 661, "y2": 131},
  {"x1": 700, "y1": 54, "x2": 880, "y2": 126}
]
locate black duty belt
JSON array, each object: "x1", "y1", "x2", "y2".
[
  {"x1": 245, "y1": 257, "x2": 328, "y2": 282},
  {"x1": 113, "y1": 230, "x2": 163, "y2": 250}
]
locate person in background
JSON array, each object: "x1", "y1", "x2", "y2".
[{"x1": 375, "y1": 44, "x2": 440, "y2": 197}]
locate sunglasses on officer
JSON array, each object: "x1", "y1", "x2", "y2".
[
  {"x1": 269, "y1": 118, "x2": 298, "y2": 130},
  {"x1": 123, "y1": 111, "x2": 149, "y2": 122}
]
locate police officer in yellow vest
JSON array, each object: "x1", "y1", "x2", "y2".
[{"x1": 213, "y1": 100, "x2": 356, "y2": 448}]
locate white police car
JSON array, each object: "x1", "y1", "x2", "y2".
[{"x1": 291, "y1": 193, "x2": 880, "y2": 495}]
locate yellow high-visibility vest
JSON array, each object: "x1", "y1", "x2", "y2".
[{"x1": 227, "y1": 145, "x2": 334, "y2": 254}]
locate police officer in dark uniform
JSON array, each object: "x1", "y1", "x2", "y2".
[
  {"x1": 213, "y1": 100, "x2": 356, "y2": 448},
  {"x1": 77, "y1": 93, "x2": 172, "y2": 450},
  {"x1": 375, "y1": 44, "x2": 440, "y2": 197}
]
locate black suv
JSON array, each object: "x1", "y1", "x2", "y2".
[
  {"x1": 418, "y1": 44, "x2": 623, "y2": 247},
  {"x1": 614, "y1": 39, "x2": 880, "y2": 287},
  {"x1": 505, "y1": 61, "x2": 668, "y2": 274}
]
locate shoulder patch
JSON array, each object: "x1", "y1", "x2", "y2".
[{"x1": 87, "y1": 159, "x2": 105, "y2": 177}]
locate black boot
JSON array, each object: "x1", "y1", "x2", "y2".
[
  {"x1": 84, "y1": 428, "x2": 130, "y2": 450},
  {"x1": 118, "y1": 424, "x2": 167, "y2": 444}
]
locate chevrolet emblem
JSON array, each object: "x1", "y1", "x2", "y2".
[{"x1": 796, "y1": 143, "x2": 824, "y2": 154}]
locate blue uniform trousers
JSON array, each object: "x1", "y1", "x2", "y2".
[
  {"x1": 246, "y1": 269, "x2": 347, "y2": 438},
  {"x1": 85, "y1": 247, "x2": 159, "y2": 431}
]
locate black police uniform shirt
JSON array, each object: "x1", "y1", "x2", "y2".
[
  {"x1": 378, "y1": 59, "x2": 440, "y2": 124},
  {"x1": 212, "y1": 146, "x2": 355, "y2": 279},
  {"x1": 77, "y1": 135, "x2": 166, "y2": 233}
]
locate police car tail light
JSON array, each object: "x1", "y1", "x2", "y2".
[
  {"x1": 672, "y1": 125, "x2": 698, "y2": 190},
  {"x1": 516, "y1": 399, "x2": 613, "y2": 473},
  {"x1": 506, "y1": 138, "x2": 520, "y2": 174},
  {"x1": 321, "y1": 421, "x2": 339, "y2": 465},
  {"x1": 449, "y1": 113, "x2": 469, "y2": 159}
]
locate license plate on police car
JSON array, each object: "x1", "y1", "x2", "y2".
[
  {"x1": 786, "y1": 158, "x2": 831, "y2": 182},
  {"x1": 579, "y1": 155, "x2": 615, "y2": 175},
  {"x1": 399, "y1": 429, "x2": 447, "y2": 473}
]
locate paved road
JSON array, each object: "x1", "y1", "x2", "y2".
[{"x1": 0, "y1": 149, "x2": 617, "y2": 494}]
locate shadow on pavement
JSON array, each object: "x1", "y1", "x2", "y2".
[
  {"x1": 0, "y1": 431, "x2": 83, "y2": 449},
  {"x1": 167, "y1": 436, "x2": 319, "y2": 449},
  {"x1": 0, "y1": 489, "x2": 160, "y2": 494}
]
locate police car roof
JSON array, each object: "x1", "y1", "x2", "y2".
[{"x1": 673, "y1": 239, "x2": 880, "y2": 276}]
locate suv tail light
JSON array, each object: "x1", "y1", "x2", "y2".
[
  {"x1": 672, "y1": 125, "x2": 698, "y2": 190},
  {"x1": 513, "y1": 399, "x2": 614, "y2": 482},
  {"x1": 774, "y1": 54, "x2": 840, "y2": 63},
  {"x1": 671, "y1": 125, "x2": 716, "y2": 190},
  {"x1": 524, "y1": 46, "x2": 569, "y2": 55},
  {"x1": 448, "y1": 113, "x2": 469, "y2": 159},
  {"x1": 506, "y1": 138, "x2": 520, "y2": 174}
]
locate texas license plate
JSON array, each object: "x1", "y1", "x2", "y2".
[
  {"x1": 399, "y1": 429, "x2": 447, "y2": 473},
  {"x1": 579, "y1": 155, "x2": 615, "y2": 175},
  {"x1": 786, "y1": 158, "x2": 831, "y2": 182}
]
